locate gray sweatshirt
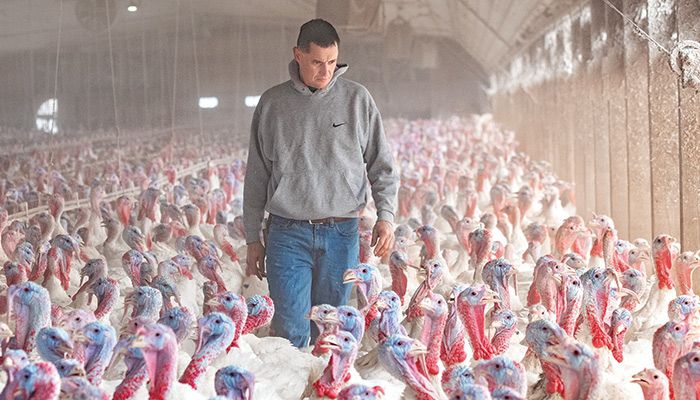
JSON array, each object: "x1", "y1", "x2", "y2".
[{"x1": 243, "y1": 60, "x2": 398, "y2": 242}]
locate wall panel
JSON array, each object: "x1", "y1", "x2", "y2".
[
  {"x1": 604, "y1": 0, "x2": 629, "y2": 238},
  {"x1": 677, "y1": 0, "x2": 700, "y2": 250},
  {"x1": 591, "y1": 0, "x2": 612, "y2": 217},
  {"x1": 580, "y1": 10, "x2": 597, "y2": 219},
  {"x1": 492, "y1": 0, "x2": 699, "y2": 251},
  {"x1": 570, "y1": 15, "x2": 589, "y2": 220},
  {"x1": 647, "y1": 0, "x2": 681, "y2": 239},
  {"x1": 623, "y1": 0, "x2": 653, "y2": 241}
]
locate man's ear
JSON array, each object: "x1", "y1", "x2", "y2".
[{"x1": 293, "y1": 47, "x2": 302, "y2": 63}]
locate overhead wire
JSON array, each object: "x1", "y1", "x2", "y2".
[
  {"x1": 600, "y1": 0, "x2": 671, "y2": 56},
  {"x1": 189, "y1": 1, "x2": 204, "y2": 143},
  {"x1": 46, "y1": 0, "x2": 64, "y2": 169},
  {"x1": 105, "y1": 0, "x2": 122, "y2": 169},
  {"x1": 171, "y1": 0, "x2": 181, "y2": 144},
  {"x1": 601, "y1": 0, "x2": 699, "y2": 89}
]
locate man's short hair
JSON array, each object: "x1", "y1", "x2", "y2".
[{"x1": 296, "y1": 19, "x2": 340, "y2": 51}]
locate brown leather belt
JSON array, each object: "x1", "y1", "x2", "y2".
[{"x1": 307, "y1": 217, "x2": 355, "y2": 225}]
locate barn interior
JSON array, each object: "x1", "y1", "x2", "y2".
[{"x1": 1, "y1": 1, "x2": 700, "y2": 398}]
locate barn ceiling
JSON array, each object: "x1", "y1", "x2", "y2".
[{"x1": 0, "y1": 0, "x2": 585, "y2": 71}]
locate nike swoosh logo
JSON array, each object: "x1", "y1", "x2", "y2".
[{"x1": 332, "y1": 122, "x2": 346, "y2": 128}]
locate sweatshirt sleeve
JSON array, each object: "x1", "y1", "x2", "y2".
[
  {"x1": 243, "y1": 103, "x2": 271, "y2": 243},
  {"x1": 362, "y1": 93, "x2": 399, "y2": 223}
]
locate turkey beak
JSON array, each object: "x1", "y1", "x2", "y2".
[
  {"x1": 131, "y1": 335, "x2": 146, "y2": 349},
  {"x1": 305, "y1": 306, "x2": 319, "y2": 321},
  {"x1": 524, "y1": 337, "x2": 540, "y2": 352},
  {"x1": 630, "y1": 371, "x2": 648, "y2": 385},
  {"x1": 324, "y1": 310, "x2": 340, "y2": 326},
  {"x1": 195, "y1": 327, "x2": 211, "y2": 355},
  {"x1": 408, "y1": 340, "x2": 428, "y2": 357},
  {"x1": 56, "y1": 341, "x2": 74, "y2": 357},
  {"x1": 375, "y1": 298, "x2": 389, "y2": 310},
  {"x1": 618, "y1": 288, "x2": 639, "y2": 303},
  {"x1": 637, "y1": 251, "x2": 650, "y2": 262},
  {"x1": 205, "y1": 298, "x2": 221, "y2": 308},
  {"x1": 408, "y1": 340, "x2": 429, "y2": 374},
  {"x1": 482, "y1": 289, "x2": 501, "y2": 304},
  {"x1": 118, "y1": 323, "x2": 133, "y2": 338},
  {"x1": 614, "y1": 322, "x2": 628, "y2": 335},
  {"x1": 604, "y1": 268, "x2": 622, "y2": 289},
  {"x1": 67, "y1": 363, "x2": 86, "y2": 377},
  {"x1": 551, "y1": 273, "x2": 563, "y2": 286},
  {"x1": 319, "y1": 334, "x2": 340, "y2": 351},
  {"x1": 342, "y1": 270, "x2": 359, "y2": 284},
  {"x1": 0, "y1": 323, "x2": 13, "y2": 339},
  {"x1": 409, "y1": 241, "x2": 423, "y2": 249},
  {"x1": 540, "y1": 343, "x2": 568, "y2": 368},
  {"x1": 393, "y1": 260, "x2": 409, "y2": 270},
  {"x1": 419, "y1": 298, "x2": 435, "y2": 314},
  {"x1": 72, "y1": 331, "x2": 88, "y2": 344},
  {"x1": 563, "y1": 265, "x2": 577, "y2": 275},
  {"x1": 12, "y1": 388, "x2": 26, "y2": 399}
]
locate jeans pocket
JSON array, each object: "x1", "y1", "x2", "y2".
[{"x1": 334, "y1": 219, "x2": 359, "y2": 237}]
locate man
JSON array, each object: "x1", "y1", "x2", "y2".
[{"x1": 243, "y1": 19, "x2": 398, "y2": 348}]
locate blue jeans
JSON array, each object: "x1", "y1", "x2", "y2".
[{"x1": 265, "y1": 215, "x2": 359, "y2": 348}]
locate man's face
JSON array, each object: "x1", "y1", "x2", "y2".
[{"x1": 293, "y1": 42, "x2": 338, "y2": 90}]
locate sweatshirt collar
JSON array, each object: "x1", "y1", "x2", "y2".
[{"x1": 289, "y1": 60, "x2": 348, "y2": 96}]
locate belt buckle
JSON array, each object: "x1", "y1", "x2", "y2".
[{"x1": 308, "y1": 217, "x2": 332, "y2": 225}]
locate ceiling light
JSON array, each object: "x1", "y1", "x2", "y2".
[
  {"x1": 127, "y1": 0, "x2": 140, "y2": 12},
  {"x1": 245, "y1": 96, "x2": 260, "y2": 108},
  {"x1": 199, "y1": 97, "x2": 219, "y2": 109}
]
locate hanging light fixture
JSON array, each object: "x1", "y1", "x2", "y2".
[{"x1": 127, "y1": 0, "x2": 140, "y2": 12}]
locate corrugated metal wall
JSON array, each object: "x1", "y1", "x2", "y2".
[{"x1": 492, "y1": 0, "x2": 700, "y2": 249}]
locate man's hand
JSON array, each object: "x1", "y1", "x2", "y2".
[
  {"x1": 371, "y1": 220, "x2": 394, "y2": 257},
  {"x1": 246, "y1": 241, "x2": 266, "y2": 280}
]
